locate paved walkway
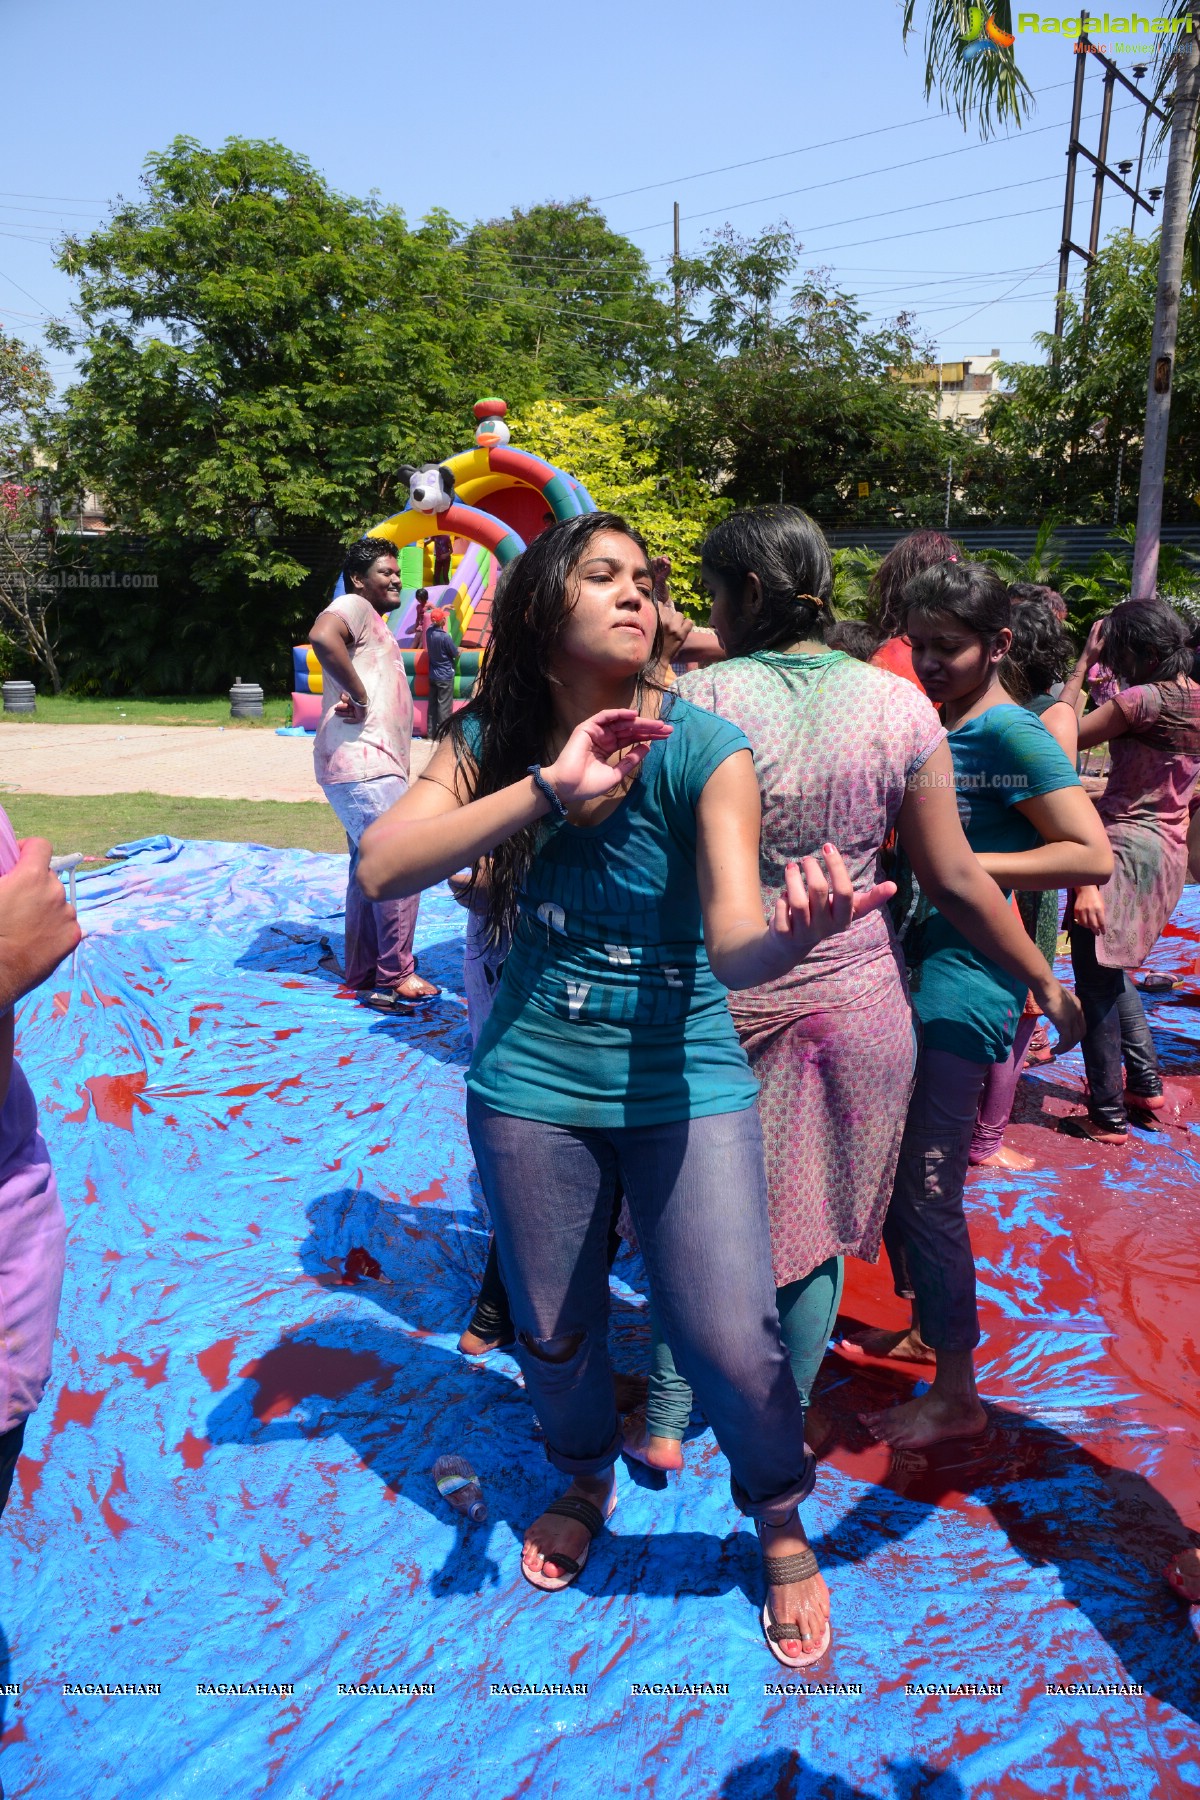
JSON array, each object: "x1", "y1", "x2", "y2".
[{"x1": 0, "y1": 724, "x2": 435, "y2": 803}]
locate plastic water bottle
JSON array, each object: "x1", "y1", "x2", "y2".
[{"x1": 433, "y1": 1454, "x2": 487, "y2": 1523}]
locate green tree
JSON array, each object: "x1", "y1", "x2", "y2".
[
  {"x1": 465, "y1": 200, "x2": 672, "y2": 397},
  {"x1": 985, "y1": 232, "x2": 1200, "y2": 523},
  {"x1": 659, "y1": 226, "x2": 993, "y2": 529},
  {"x1": 0, "y1": 332, "x2": 63, "y2": 689},
  {"x1": 46, "y1": 136, "x2": 535, "y2": 596},
  {"x1": 514, "y1": 398, "x2": 727, "y2": 609}
]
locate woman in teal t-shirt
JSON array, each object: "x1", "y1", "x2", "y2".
[
  {"x1": 358, "y1": 512, "x2": 895, "y2": 1669},
  {"x1": 854, "y1": 560, "x2": 1109, "y2": 1453}
]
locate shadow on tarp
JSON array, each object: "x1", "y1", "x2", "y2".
[
  {"x1": 3, "y1": 838, "x2": 1198, "y2": 1799},
  {"x1": 718, "y1": 1753, "x2": 966, "y2": 1799}
]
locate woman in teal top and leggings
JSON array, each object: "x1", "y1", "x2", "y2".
[{"x1": 358, "y1": 513, "x2": 895, "y2": 1668}]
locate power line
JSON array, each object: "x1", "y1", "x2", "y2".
[
  {"x1": 620, "y1": 100, "x2": 1145, "y2": 237},
  {"x1": 592, "y1": 75, "x2": 1081, "y2": 203}
]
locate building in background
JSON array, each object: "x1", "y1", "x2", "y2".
[{"x1": 900, "y1": 351, "x2": 1007, "y2": 432}]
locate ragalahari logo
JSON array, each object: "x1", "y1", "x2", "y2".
[{"x1": 962, "y1": 8, "x2": 1018, "y2": 56}]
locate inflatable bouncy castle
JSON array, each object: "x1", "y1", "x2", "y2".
[{"x1": 291, "y1": 399, "x2": 596, "y2": 735}]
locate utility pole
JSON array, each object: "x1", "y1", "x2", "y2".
[
  {"x1": 1055, "y1": 13, "x2": 1166, "y2": 343},
  {"x1": 1133, "y1": 7, "x2": 1200, "y2": 598},
  {"x1": 672, "y1": 201, "x2": 682, "y2": 351}
]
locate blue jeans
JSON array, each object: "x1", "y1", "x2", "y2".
[
  {"x1": 881, "y1": 1044, "x2": 987, "y2": 1354},
  {"x1": 466, "y1": 1096, "x2": 816, "y2": 1521},
  {"x1": 322, "y1": 775, "x2": 418, "y2": 989}
]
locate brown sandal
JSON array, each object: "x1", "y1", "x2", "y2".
[{"x1": 521, "y1": 1490, "x2": 616, "y2": 1593}]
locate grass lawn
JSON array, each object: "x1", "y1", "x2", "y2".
[
  {"x1": 0, "y1": 694, "x2": 293, "y2": 728},
  {"x1": 2, "y1": 792, "x2": 345, "y2": 860}
]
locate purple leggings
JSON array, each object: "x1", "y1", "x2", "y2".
[{"x1": 968, "y1": 1015, "x2": 1038, "y2": 1166}]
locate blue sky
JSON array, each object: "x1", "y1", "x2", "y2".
[{"x1": 0, "y1": 0, "x2": 1168, "y2": 391}]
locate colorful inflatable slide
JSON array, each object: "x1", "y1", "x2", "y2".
[{"x1": 291, "y1": 399, "x2": 595, "y2": 735}]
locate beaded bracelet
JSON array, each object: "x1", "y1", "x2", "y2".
[{"x1": 527, "y1": 764, "x2": 568, "y2": 820}]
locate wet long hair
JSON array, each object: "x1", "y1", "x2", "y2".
[
  {"x1": 449, "y1": 512, "x2": 663, "y2": 942},
  {"x1": 1101, "y1": 598, "x2": 1193, "y2": 685},
  {"x1": 1003, "y1": 600, "x2": 1076, "y2": 703},
  {"x1": 700, "y1": 506, "x2": 835, "y2": 654},
  {"x1": 901, "y1": 559, "x2": 1011, "y2": 641},
  {"x1": 871, "y1": 529, "x2": 959, "y2": 636}
]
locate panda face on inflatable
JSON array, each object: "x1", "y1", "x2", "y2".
[{"x1": 398, "y1": 463, "x2": 457, "y2": 514}]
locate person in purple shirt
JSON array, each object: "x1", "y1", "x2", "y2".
[{"x1": 0, "y1": 811, "x2": 81, "y2": 1516}]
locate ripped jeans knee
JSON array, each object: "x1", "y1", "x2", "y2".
[{"x1": 520, "y1": 1328, "x2": 586, "y2": 1365}]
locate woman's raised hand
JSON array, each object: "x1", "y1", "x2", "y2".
[
  {"x1": 1084, "y1": 616, "x2": 1109, "y2": 666},
  {"x1": 768, "y1": 845, "x2": 896, "y2": 966},
  {"x1": 543, "y1": 709, "x2": 672, "y2": 807}
]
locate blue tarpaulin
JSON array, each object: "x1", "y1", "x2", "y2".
[{"x1": 2, "y1": 838, "x2": 1198, "y2": 1798}]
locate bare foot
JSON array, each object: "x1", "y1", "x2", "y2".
[
  {"x1": 974, "y1": 1143, "x2": 1037, "y2": 1171},
  {"x1": 861, "y1": 1390, "x2": 987, "y2": 1450},
  {"x1": 760, "y1": 1512, "x2": 830, "y2": 1662},
  {"x1": 394, "y1": 973, "x2": 440, "y2": 1000},
  {"x1": 622, "y1": 1414, "x2": 684, "y2": 1472},
  {"x1": 1167, "y1": 1546, "x2": 1200, "y2": 1602},
  {"x1": 1062, "y1": 1117, "x2": 1128, "y2": 1145},
  {"x1": 838, "y1": 1325, "x2": 935, "y2": 1366},
  {"x1": 522, "y1": 1471, "x2": 615, "y2": 1584},
  {"x1": 458, "y1": 1323, "x2": 514, "y2": 1356}
]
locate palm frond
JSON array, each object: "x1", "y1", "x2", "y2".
[{"x1": 902, "y1": 1, "x2": 1034, "y2": 139}]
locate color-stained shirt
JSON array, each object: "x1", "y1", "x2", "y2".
[
  {"x1": 0, "y1": 807, "x2": 66, "y2": 1433},
  {"x1": 870, "y1": 636, "x2": 925, "y2": 691},
  {"x1": 893, "y1": 705, "x2": 1080, "y2": 1063},
  {"x1": 313, "y1": 594, "x2": 413, "y2": 787},
  {"x1": 465, "y1": 693, "x2": 759, "y2": 1128},
  {"x1": 1092, "y1": 678, "x2": 1200, "y2": 968}
]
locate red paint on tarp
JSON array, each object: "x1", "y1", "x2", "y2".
[
  {"x1": 81, "y1": 1177, "x2": 99, "y2": 1206},
  {"x1": 239, "y1": 1340, "x2": 397, "y2": 1423},
  {"x1": 92, "y1": 984, "x2": 126, "y2": 1009},
  {"x1": 0, "y1": 1718, "x2": 28, "y2": 1748},
  {"x1": 102, "y1": 1249, "x2": 121, "y2": 1264},
  {"x1": 102, "y1": 1349, "x2": 168, "y2": 1389},
  {"x1": 16, "y1": 1455, "x2": 45, "y2": 1507},
  {"x1": 100, "y1": 1458, "x2": 133, "y2": 1537},
  {"x1": 85, "y1": 1072, "x2": 151, "y2": 1131},
  {"x1": 197, "y1": 1337, "x2": 238, "y2": 1392},
  {"x1": 52, "y1": 991, "x2": 69, "y2": 1019},
  {"x1": 273, "y1": 1029, "x2": 301, "y2": 1041},
  {"x1": 51, "y1": 1388, "x2": 106, "y2": 1434},
  {"x1": 261, "y1": 1547, "x2": 282, "y2": 1581},
  {"x1": 221, "y1": 1080, "x2": 272, "y2": 1099},
  {"x1": 61, "y1": 1089, "x2": 91, "y2": 1125},
  {"x1": 174, "y1": 1430, "x2": 210, "y2": 1470},
  {"x1": 182, "y1": 1231, "x2": 214, "y2": 1242},
  {"x1": 341, "y1": 1247, "x2": 383, "y2": 1284},
  {"x1": 408, "y1": 1178, "x2": 447, "y2": 1208}
]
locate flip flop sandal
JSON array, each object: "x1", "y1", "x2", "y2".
[
  {"x1": 757, "y1": 1539, "x2": 832, "y2": 1670},
  {"x1": 359, "y1": 988, "x2": 426, "y2": 1013},
  {"x1": 521, "y1": 1490, "x2": 616, "y2": 1593}
]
